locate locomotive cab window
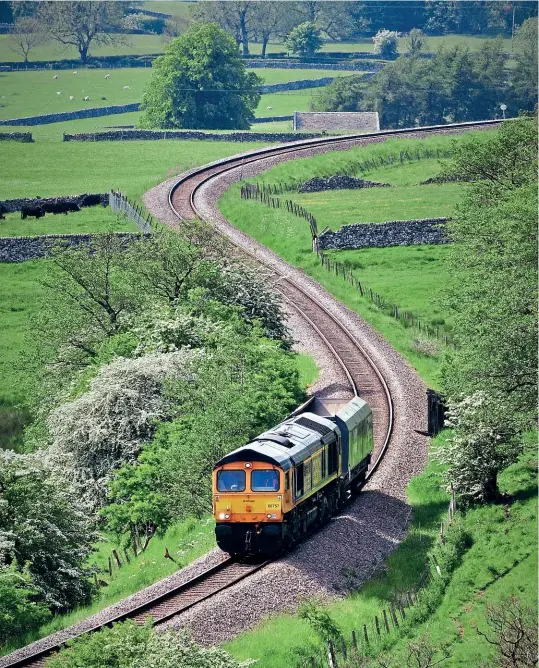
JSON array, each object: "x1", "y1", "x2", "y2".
[
  {"x1": 251, "y1": 469, "x2": 280, "y2": 492},
  {"x1": 295, "y1": 463, "x2": 304, "y2": 498},
  {"x1": 217, "y1": 470, "x2": 246, "y2": 492},
  {"x1": 328, "y1": 441, "x2": 338, "y2": 475}
]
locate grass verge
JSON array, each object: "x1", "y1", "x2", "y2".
[
  {"x1": 225, "y1": 431, "x2": 537, "y2": 668},
  {"x1": 0, "y1": 208, "x2": 139, "y2": 237}
]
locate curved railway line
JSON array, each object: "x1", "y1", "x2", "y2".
[{"x1": 1, "y1": 119, "x2": 501, "y2": 668}]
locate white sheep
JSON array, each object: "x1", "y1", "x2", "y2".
[
  {"x1": 122, "y1": 85, "x2": 131, "y2": 90},
  {"x1": 105, "y1": 74, "x2": 111, "y2": 79},
  {"x1": 73, "y1": 71, "x2": 77, "y2": 74},
  {"x1": 69, "y1": 96, "x2": 75, "y2": 101},
  {"x1": 83, "y1": 96, "x2": 90, "y2": 101},
  {"x1": 266, "y1": 106, "x2": 272, "y2": 110},
  {"x1": 57, "y1": 91, "x2": 62, "y2": 95},
  {"x1": 53, "y1": 74, "x2": 58, "y2": 79}
]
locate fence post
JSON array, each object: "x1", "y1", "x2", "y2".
[
  {"x1": 340, "y1": 635, "x2": 347, "y2": 660},
  {"x1": 351, "y1": 630, "x2": 358, "y2": 653},
  {"x1": 390, "y1": 606, "x2": 399, "y2": 628},
  {"x1": 108, "y1": 556, "x2": 112, "y2": 576},
  {"x1": 327, "y1": 640, "x2": 336, "y2": 668},
  {"x1": 363, "y1": 624, "x2": 369, "y2": 645},
  {"x1": 382, "y1": 609, "x2": 390, "y2": 633},
  {"x1": 112, "y1": 549, "x2": 122, "y2": 569},
  {"x1": 375, "y1": 615, "x2": 381, "y2": 637}
]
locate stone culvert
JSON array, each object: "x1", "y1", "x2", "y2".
[
  {"x1": 298, "y1": 175, "x2": 391, "y2": 192},
  {"x1": 318, "y1": 218, "x2": 450, "y2": 250}
]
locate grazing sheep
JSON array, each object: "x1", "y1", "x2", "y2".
[
  {"x1": 57, "y1": 91, "x2": 62, "y2": 95},
  {"x1": 69, "y1": 96, "x2": 75, "y2": 101},
  {"x1": 53, "y1": 75, "x2": 58, "y2": 79},
  {"x1": 73, "y1": 71, "x2": 77, "y2": 74},
  {"x1": 266, "y1": 106, "x2": 272, "y2": 110},
  {"x1": 83, "y1": 96, "x2": 90, "y2": 101},
  {"x1": 122, "y1": 85, "x2": 131, "y2": 90},
  {"x1": 105, "y1": 74, "x2": 111, "y2": 79}
]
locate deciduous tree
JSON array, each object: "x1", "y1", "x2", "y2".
[
  {"x1": 38, "y1": 1, "x2": 127, "y2": 63},
  {"x1": 286, "y1": 21, "x2": 322, "y2": 57},
  {"x1": 8, "y1": 16, "x2": 46, "y2": 62},
  {"x1": 140, "y1": 23, "x2": 262, "y2": 129}
]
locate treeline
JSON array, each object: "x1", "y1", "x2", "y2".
[
  {"x1": 313, "y1": 20, "x2": 538, "y2": 127},
  {"x1": 0, "y1": 223, "x2": 305, "y2": 647},
  {"x1": 3, "y1": 1, "x2": 539, "y2": 63}
]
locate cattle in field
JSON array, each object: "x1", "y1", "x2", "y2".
[
  {"x1": 79, "y1": 194, "x2": 103, "y2": 208},
  {"x1": 21, "y1": 206, "x2": 45, "y2": 220}
]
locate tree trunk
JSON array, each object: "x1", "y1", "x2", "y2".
[
  {"x1": 239, "y1": 11, "x2": 249, "y2": 56},
  {"x1": 483, "y1": 471, "x2": 501, "y2": 503},
  {"x1": 79, "y1": 44, "x2": 89, "y2": 63},
  {"x1": 261, "y1": 36, "x2": 268, "y2": 58}
]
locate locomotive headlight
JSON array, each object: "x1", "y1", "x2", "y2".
[
  {"x1": 267, "y1": 514, "x2": 272, "y2": 518},
  {"x1": 219, "y1": 513, "x2": 226, "y2": 520},
  {"x1": 245, "y1": 462, "x2": 252, "y2": 468}
]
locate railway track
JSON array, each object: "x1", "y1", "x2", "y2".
[{"x1": 1, "y1": 120, "x2": 501, "y2": 668}]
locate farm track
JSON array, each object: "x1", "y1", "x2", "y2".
[{"x1": 1, "y1": 120, "x2": 502, "y2": 667}]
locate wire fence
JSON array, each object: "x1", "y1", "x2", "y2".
[
  {"x1": 109, "y1": 190, "x2": 154, "y2": 234},
  {"x1": 304, "y1": 487, "x2": 457, "y2": 668},
  {"x1": 240, "y1": 183, "x2": 454, "y2": 347}
]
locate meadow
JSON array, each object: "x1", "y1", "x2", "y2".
[
  {"x1": 0, "y1": 33, "x2": 514, "y2": 63},
  {"x1": 226, "y1": 432, "x2": 537, "y2": 668},
  {"x1": 0, "y1": 208, "x2": 139, "y2": 237},
  {"x1": 292, "y1": 183, "x2": 458, "y2": 227},
  {"x1": 0, "y1": 68, "x2": 346, "y2": 121}
]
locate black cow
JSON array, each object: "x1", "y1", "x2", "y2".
[
  {"x1": 21, "y1": 206, "x2": 45, "y2": 220},
  {"x1": 79, "y1": 194, "x2": 103, "y2": 208}
]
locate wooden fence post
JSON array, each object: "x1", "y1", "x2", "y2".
[
  {"x1": 108, "y1": 556, "x2": 112, "y2": 576},
  {"x1": 351, "y1": 630, "x2": 358, "y2": 653},
  {"x1": 327, "y1": 640, "x2": 336, "y2": 668},
  {"x1": 112, "y1": 549, "x2": 122, "y2": 569},
  {"x1": 363, "y1": 624, "x2": 369, "y2": 645},
  {"x1": 375, "y1": 615, "x2": 381, "y2": 637},
  {"x1": 391, "y1": 606, "x2": 399, "y2": 628},
  {"x1": 123, "y1": 548, "x2": 131, "y2": 564},
  {"x1": 382, "y1": 609, "x2": 390, "y2": 633}
]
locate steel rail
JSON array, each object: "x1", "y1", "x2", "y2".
[{"x1": 1, "y1": 559, "x2": 269, "y2": 668}]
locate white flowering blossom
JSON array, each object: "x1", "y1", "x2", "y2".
[
  {"x1": 373, "y1": 29, "x2": 399, "y2": 58},
  {"x1": 47, "y1": 350, "x2": 202, "y2": 508}
]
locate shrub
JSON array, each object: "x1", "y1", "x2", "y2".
[{"x1": 373, "y1": 29, "x2": 399, "y2": 59}]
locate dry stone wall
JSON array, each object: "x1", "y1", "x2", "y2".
[
  {"x1": 298, "y1": 175, "x2": 391, "y2": 192},
  {"x1": 294, "y1": 111, "x2": 380, "y2": 132},
  {"x1": 0, "y1": 132, "x2": 33, "y2": 142},
  {"x1": 63, "y1": 129, "x2": 328, "y2": 142},
  {"x1": 0, "y1": 232, "x2": 144, "y2": 263},
  {"x1": 0, "y1": 193, "x2": 108, "y2": 213},
  {"x1": 318, "y1": 218, "x2": 450, "y2": 250},
  {"x1": 0, "y1": 104, "x2": 140, "y2": 127}
]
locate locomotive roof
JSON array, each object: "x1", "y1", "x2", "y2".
[{"x1": 215, "y1": 411, "x2": 340, "y2": 471}]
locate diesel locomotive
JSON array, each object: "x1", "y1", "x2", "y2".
[{"x1": 212, "y1": 396, "x2": 373, "y2": 556}]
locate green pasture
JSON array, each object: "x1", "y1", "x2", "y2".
[
  {"x1": 0, "y1": 31, "x2": 515, "y2": 64},
  {"x1": 0, "y1": 34, "x2": 168, "y2": 63},
  {"x1": 226, "y1": 432, "x2": 537, "y2": 668},
  {"x1": 141, "y1": 1, "x2": 195, "y2": 19},
  {"x1": 0, "y1": 136, "x2": 267, "y2": 200},
  {"x1": 293, "y1": 183, "x2": 459, "y2": 227},
  {"x1": 0, "y1": 208, "x2": 139, "y2": 237},
  {"x1": 255, "y1": 89, "x2": 320, "y2": 117},
  {"x1": 0, "y1": 68, "x2": 340, "y2": 121}
]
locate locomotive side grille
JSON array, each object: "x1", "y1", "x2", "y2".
[{"x1": 295, "y1": 416, "x2": 333, "y2": 436}]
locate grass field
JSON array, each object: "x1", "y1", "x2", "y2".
[
  {"x1": 0, "y1": 137, "x2": 267, "y2": 200},
  {"x1": 0, "y1": 68, "x2": 343, "y2": 121},
  {"x1": 292, "y1": 183, "x2": 459, "y2": 227},
  {"x1": 0, "y1": 208, "x2": 139, "y2": 237},
  {"x1": 0, "y1": 31, "x2": 515, "y2": 63},
  {"x1": 141, "y1": 1, "x2": 194, "y2": 19},
  {"x1": 226, "y1": 432, "x2": 537, "y2": 668}
]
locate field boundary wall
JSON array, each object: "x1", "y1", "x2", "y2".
[
  {"x1": 0, "y1": 232, "x2": 144, "y2": 262},
  {"x1": 318, "y1": 217, "x2": 450, "y2": 250},
  {"x1": 0, "y1": 131, "x2": 33, "y2": 141},
  {"x1": 0, "y1": 193, "x2": 108, "y2": 213},
  {"x1": 63, "y1": 129, "x2": 328, "y2": 142}
]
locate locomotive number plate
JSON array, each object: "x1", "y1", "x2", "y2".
[{"x1": 266, "y1": 502, "x2": 280, "y2": 510}]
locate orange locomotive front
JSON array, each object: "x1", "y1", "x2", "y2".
[{"x1": 212, "y1": 460, "x2": 291, "y2": 555}]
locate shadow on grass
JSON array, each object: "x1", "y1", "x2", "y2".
[{"x1": 0, "y1": 396, "x2": 32, "y2": 452}]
